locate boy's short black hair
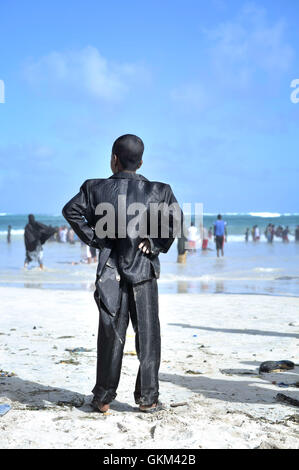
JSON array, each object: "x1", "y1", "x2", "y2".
[
  {"x1": 112, "y1": 134, "x2": 144, "y2": 170},
  {"x1": 217, "y1": 214, "x2": 222, "y2": 220}
]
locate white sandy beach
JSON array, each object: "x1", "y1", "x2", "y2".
[{"x1": 0, "y1": 287, "x2": 298, "y2": 449}]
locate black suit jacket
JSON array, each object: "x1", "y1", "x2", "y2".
[{"x1": 62, "y1": 171, "x2": 181, "y2": 314}]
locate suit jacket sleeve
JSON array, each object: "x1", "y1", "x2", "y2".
[
  {"x1": 148, "y1": 184, "x2": 183, "y2": 256},
  {"x1": 36, "y1": 222, "x2": 57, "y2": 245},
  {"x1": 62, "y1": 180, "x2": 98, "y2": 248}
]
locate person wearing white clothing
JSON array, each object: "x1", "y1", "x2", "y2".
[{"x1": 187, "y1": 222, "x2": 198, "y2": 252}]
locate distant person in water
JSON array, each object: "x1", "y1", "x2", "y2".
[
  {"x1": 214, "y1": 214, "x2": 227, "y2": 257},
  {"x1": 265, "y1": 224, "x2": 274, "y2": 243},
  {"x1": 245, "y1": 228, "x2": 249, "y2": 242},
  {"x1": 275, "y1": 225, "x2": 283, "y2": 238},
  {"x1": 202, "y1": 226, "x2": 209, "y2": 250},
  {"x1": 295, "y1": 226, "x2": 299, "y2": 242},
  {"x1": 187, "y1": 222, "x2": 198, "y2": 252},
  {"x1": 24, "y1": 214, "x2": 56, "y2": 269},
  {"x1": 177, "y1": 229, "x2": 188, "y2": 263},
  {"x1": 270, "y1": 224, "x2": 275, "y2": 243},
  {"x1": 59, "y1": 226, "x2": 68, "y2": 243},
  {"x1": 254, "y1": 225, "x2": 260, "y2": 241},
  {"x1": 67, "y1": 227, "x2": 75, "y2": 244},
  {"x1": 282, "y1": 226, "x2": 290, "y2": 243},
  {"x1": 7, "y1": 225, "x2": 12, "y2": 244},
  {"x1": 87, "y1": 246, "x2": 98, "y2": 263},
  {"x1": 208, "y1": 227, "x2": 213, "y2": 239}
]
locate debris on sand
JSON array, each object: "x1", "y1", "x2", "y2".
[
  {"x1": 56, "y1": 358, "x2": 80, "y2": 365},
  {"x1": 170, "y1": 402, "x2": 188, "y2": 408},
  {"x1": 185, "y1": 370, "x2": 202, "y2": 375},
  {"x1": 259, "y1": 360, "x2": 295, "y2": 374},
  {"x1": 0, "y1": 404, "x2": 11, "y2": 416},
  {"x1": 276, "y1": 393, "x2": 299, "y2": 407},
  {"x1": 0, "y1": 369, "x2": 16, "y2": 377},
  {"x1": 65, "y1": 347, "x2": 93, "y2": 353},
  {"x1": 57, "y1": 336, "x2": 75, "y2": 339},
  {"x1": 56, "y1": 397, "x2": 85, "y2": 408}
]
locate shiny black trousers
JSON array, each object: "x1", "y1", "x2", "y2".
[{"x1": 92, "y1": 278, "x2": 160, "y2": 406}]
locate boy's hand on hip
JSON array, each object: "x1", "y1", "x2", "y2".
[{"x1": 138, "y1": 239, "x2": 151, "y2": 255}]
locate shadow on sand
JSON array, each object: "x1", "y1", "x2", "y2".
[
  {"x1": 1, "y1": 366, "x2": 298, "y2": 414},
  {"x1": 160, "y1": 360, "x2": 299, "y2": 408},
  {"x1": 0, "y1": 376, "x2": 136, "y2": 414},
  {"x1": 168, "y1": 322, "x2": 299, "y2": 339}
]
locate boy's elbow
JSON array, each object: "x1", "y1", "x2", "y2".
[{"x1": 62, "y1": 203, "x2": 70, "y2": 221}]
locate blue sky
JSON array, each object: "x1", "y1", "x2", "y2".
[{"x1": 0, "y1": 0, "x2": 298, "y2": 214}]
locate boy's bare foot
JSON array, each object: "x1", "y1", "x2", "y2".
[
  {"x1": 91, "y1": 397, "x2": 110, "y2": 413},
  {"x1": 139, "y1": 402, "x2": 162, "y2": 413},
  {"x1": 98, "y1": 403, "x2": 110, "y2": 413}
]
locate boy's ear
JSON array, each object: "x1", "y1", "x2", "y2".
[
  {"x1": 137, "y1": 160, "x2": 143, "y2": 169},
  {"x1": 111, "y1": 153, "x2": 119, "y2": 173}
]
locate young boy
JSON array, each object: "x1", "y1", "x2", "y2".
[{"x1": 62, "y1": 134, "x2": 181, "y2": 413}]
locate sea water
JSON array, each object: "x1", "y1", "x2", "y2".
[{"x1": 0, "y1": 213, "x2": 299, "y2": 296}]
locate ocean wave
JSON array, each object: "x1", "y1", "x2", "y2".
[
  {"x1": 0, "y1": 229, "x2": 24, "y2": 235},
  {"x1": 204, "y1": 212, "x2": 299, "y2": 217},
  {"x1": 249, "y1": 212, "x2": 281, "y2": 217},
  {"x1": 203, "y1": 212, "x2": 248, "y2": 216}
]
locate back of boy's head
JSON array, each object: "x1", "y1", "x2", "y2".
[
  {"x1": 217, "y1": 214, "x2": 222, "y2": 220},
  {"x1": 112, "y1": 134, "x2": 144, "y2": 171}
]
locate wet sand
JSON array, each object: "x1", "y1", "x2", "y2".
[{"x1": 0, "y1": 287, "x2": 298, "y2": 449}]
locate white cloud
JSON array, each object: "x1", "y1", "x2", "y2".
[
  {"x1": 170, "y1": 3, "x2": 294, "y2": 109},
  {"x1": 24, "y1": 46, "x2": 147, "y2": 102},
  {"x1": 206, "y1": 3, "x2": 294, "y2": 81}
]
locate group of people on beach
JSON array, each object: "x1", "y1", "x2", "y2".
[
  {"x1": 245, "y1": 224, "x2": 298, "y2": 243},
  {"x1": 51, "y1": 225, "x2": 76, "y2": 244},
  {"x1": 7, "y1": 223, "x2": 77, "y2": 246},
  {"x1": 182, "y1": 214, "x2": 227, "y2": 261},
  {"x1": 7, "y1": 218, "x2": 299, "y2": 270}
]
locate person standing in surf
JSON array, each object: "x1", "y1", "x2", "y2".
[
  {"x1": 24, "y1": 214, "x2": 56, "y2": 270},
  {"x1": 7, "y1": 225, "x2": 12, "y2": 244},
  {"x1": 214, "y1": 214, "x2": 227, "y2": 257}
]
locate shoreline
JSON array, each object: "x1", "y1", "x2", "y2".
[{"x1": 0, "y1": 282, "x2": 299, "y2": 298}]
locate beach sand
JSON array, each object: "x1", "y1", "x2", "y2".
[{"x1": 0, "y1": 286, "x2": 298, "y2": 449}]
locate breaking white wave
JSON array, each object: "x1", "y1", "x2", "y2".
[
  {"x1": 249, "y1": 212, "x2": 281, "y2": 218},
  {"x1": 0, "y1": 229, "x2": 24, "y2": 235}
]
